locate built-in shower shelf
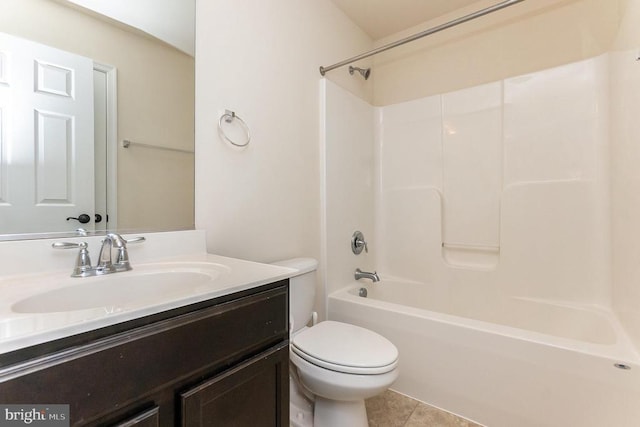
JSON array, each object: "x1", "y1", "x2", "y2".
[{"x1": 441, "y1": 242, "x2": 499, "y2": 270}]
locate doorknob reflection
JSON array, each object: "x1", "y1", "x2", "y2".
[{"x1": 66, "y1": 214, "x2": 91, "y2": 224}]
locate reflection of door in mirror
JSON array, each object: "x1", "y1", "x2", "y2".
[
  {"x1": 93, "y1": 64, "x2": 116, "y2": 233},
  {"x1": 0, "y1": 0, "x2": 195, "y2": 238},
  {"x1": 0, "y1": 32, "x2": 100, "y2": 234}
]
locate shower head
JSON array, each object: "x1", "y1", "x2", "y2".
[{"x1": 349, "y1": 66, "x2": 371, "y2": 80}]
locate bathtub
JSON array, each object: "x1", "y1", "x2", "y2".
[{"x1": 328, "y1": 280, "x2": 640, "y2": 427}]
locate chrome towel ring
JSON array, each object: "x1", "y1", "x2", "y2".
[{"x1": 218, "y1": 109, "x2": 251, "y2": 147}]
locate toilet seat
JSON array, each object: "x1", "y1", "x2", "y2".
[{"x1": 291, "y1": 321, "x2": 398, "y2": 375}]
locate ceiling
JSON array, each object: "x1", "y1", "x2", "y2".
[
  {"x1": 64, "y1": 0, "x2": 195, "y2": 56},
  {"x1": 329, "y1": 0, "x2": 485, "y2": 40}
]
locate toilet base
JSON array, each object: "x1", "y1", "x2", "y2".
[
  {"x1": 290, "y1": 401, "x2": 314, "y2": 427},
  {"x1": 314, "y1": 397, "x2": 368, "y2": 427},
  {"x1": 290, "y1": 371, "x2": 314, "y2": 427}
]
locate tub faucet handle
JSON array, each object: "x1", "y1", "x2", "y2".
[{"x1": 351, "y1": 230, "x2": 368, "y2": 255}]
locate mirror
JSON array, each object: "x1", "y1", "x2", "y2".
[{"x1": 0, "y1": 0, "x2": 195, "y2": 240}]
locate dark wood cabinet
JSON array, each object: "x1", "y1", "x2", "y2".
[
  {"x1": 0, "y1": 281, "x2": 289, "y2": 427},
  {"x1": 181, "y1": 344, "x2": 288, "y2": 427}
]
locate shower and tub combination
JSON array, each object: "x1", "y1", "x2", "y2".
[
  {"x1": 330, "y1": 276, "x2": 639, "y2": 427},
  {"x1": 318, "y1": 2, "x2": 640, "y2": 425}
]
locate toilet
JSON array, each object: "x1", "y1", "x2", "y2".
[{"x1": 272, "y1": 258, "x2": 399, "y2": 427}]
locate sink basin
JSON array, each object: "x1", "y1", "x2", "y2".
[{"x1": 11, "y1": 263, "x2": 229, "y2": 314}]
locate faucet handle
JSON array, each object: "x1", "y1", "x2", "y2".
[
  {"x1": 351, "y1": 231, "x2": 368, "y2": 254},
  {"x1": 52, "y1": 241, "x2": 94, "y2": 277},
  {"x1": 124, "y1": 236, "x2": 146, "y2": 245},
  {"x1": 114, "y1": 236, "x2": 145, "y2": 271},
  {"x1": 52, "y1": 241, "x2": 86, "y2": 250}
]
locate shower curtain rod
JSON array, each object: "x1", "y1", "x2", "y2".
[{"x1": 319, "y1": 0, "x2": 525, "y2": 76}]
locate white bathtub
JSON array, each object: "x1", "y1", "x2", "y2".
[{"x1": 328, "y1": 280, "x2": 640, "y2": 427}]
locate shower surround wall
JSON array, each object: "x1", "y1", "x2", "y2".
[
  {"x1": 377, "y1": 55, "x2": 611, "y2": 306},
  {"x1": 320, "y1": 81, "x2": 375, "y2": 294},
  {"x1": 324, "y1": 54, "x2": 612, "y2": 307}
]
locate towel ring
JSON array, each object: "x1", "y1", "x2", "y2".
[{"x1": 218, "y1": 110, "x2": 251, "y2": 147}]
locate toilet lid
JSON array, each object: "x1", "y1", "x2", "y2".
[{"x1": 292, "y1": 321, "x2": 398, "y2": 375}]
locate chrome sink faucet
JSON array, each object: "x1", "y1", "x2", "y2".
[
  {"x1": 53, "y1": 233, "x2": 145, "y2": 277},
  {"x1": 354, "y1": 268, "x2": 380, "y2": 283}
]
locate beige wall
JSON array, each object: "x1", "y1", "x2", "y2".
[
  {"x1": 0, "y1": 0, "x2": 195, "y2": 231},
  {"x1": 195, "y1": 0, "x2": 371, "y2": 265},
  {"x1": 372, "y1": 0, "x2": 622, "y2": 105}
]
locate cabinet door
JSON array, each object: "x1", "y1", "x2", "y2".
[{"x1": 181, "y1": 343, "x2": 289, "y2": 427}]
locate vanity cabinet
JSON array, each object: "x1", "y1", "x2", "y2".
[{"x1": 0, "y1": 281, "x2": 289, "y2": 427}]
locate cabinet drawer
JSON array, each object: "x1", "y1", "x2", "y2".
[{"x1": 0, "y1": 285, "x2": 288, "y2": 426}]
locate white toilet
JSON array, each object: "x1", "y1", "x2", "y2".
[{"x1": 272, "y1": 258, "x2": 399, "y2": 427}]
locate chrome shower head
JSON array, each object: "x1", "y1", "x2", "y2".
[{"x1": 349, "y1": 66, "x2": 371, "y2": 80}]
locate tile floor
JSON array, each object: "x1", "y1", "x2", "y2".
[{"x1": 365, "y1": 390, "x2": 483, "y2": 427}]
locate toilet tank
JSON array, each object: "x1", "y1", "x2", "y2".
[{"x1": 271, "y1": 258, "x2": 318, "y2": 333}]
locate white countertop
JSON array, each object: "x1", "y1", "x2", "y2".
[{"x1": 0, "y1": 231, "x2": 296, "y2": 356}]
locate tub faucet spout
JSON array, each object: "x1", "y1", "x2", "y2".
[{"x1": 355, "y1": 268, "x2": 380, "y2": 283}]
